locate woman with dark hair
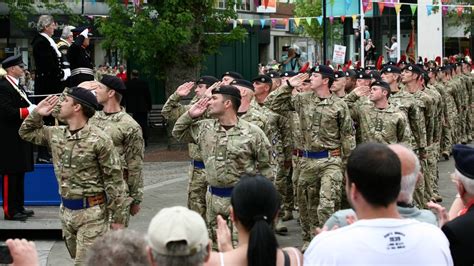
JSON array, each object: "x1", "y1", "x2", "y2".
[{"x1": 206, "y1": 175, "x2": 302, "y2": 266}]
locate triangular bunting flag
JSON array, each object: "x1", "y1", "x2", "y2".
[
  {"x1": 345, "y1": 0, "x2": 352, "y2": 11},
  {"x1": 249, "y1": 19, "x2": 254, "y2": 27},
  {"x1": 253, "y1": 0, "x2": 259, "y2": 8},
  {"x1": 362, "y1": 0, "x2": 370, "y2": 13},
  {"x1": 442, "y1": 5, "x2": 448, "y2": 16},
  {"x1": 294, "y1": 18, "x2": 300, "y2": 27},
  {"x1": 306, "y1": 17, "x2": 312, "y2": 25},
  {"x1": 410, "y1": 5, "x2": 417, "y2": 16},
  {"x1": 341, "y1": 16, "x2": 346, "y2": 23},
  {"x1": 457, "y1": 6, "x2": 463, "y2": 17},
  {"x1": 260, "y1": 19, "x2": 266, "y2": 28},
  {"x1": 316, "y1": 16, "x2": 323, "y2": 25},
  {"x1": 123, "y1": 0, "x2": 128, "y2": 6},
  {"x1": 426, "y1": 5, "x2": 433, "y2": 15},
  {"x1": 271, "y1": 19, "x2": 277, "y2": 27},
  {"x1": 264, "y1": 0, "x2": 269, "y2": 8},
  {"x1": 283, "y1": 18, "x2": 289, "y2": 27},
  {"x1": 352, "y1": 15, "x2": 357, "y2": 21},
  {"x1": 394, "y1": 3, "x2": 402, "y2": 14},
  {"x1": 329, "y1": 16, "x2": 334, "y2": 24},
  {"x1": 238, "y1": 19, "x2": 243, "y2": 25},
  {"x1": 378, "y1": 2, "x2": 385, "y2": 14}
]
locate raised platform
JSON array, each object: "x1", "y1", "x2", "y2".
[{"x1": 0, "y1": 206, "x2": 61, "y2": 230}]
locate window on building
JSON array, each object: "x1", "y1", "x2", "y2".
[{"x1": 218, "y1": 0, "x2": 250, "y2": 10}]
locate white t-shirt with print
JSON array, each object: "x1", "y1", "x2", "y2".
[
  {"x1": 304, "y1": 218, "x2": 453, "y2": 266},
  {"x1": 389, "y1": 43, "x2": 398, "y2": 58}
]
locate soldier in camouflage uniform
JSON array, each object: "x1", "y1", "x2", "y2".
[
  {"x1": 84, "y1": 75, "x2": 145, "y2": 226},
  {"x1": 461, "y1": 60, "x2": 473, "y2": 141},
  {"x1": 424, "y1": 68, "x2": 444, "y2": 202},
  {"x1": 330, "y1": 71, "x2": 347, "y2": 98},
  {"x1": 265, "y1": 67, "x2": 355, "y2": 249},
  {"x1": 250, "y1": 74, "x2": 293, "y2": 233},
  {"x1": 172, "y1": 85, "x2": 272, "y2": 246},
  {"x1": 19, "y1": 87, "x2": 128, "y2": 265},
  {"x1": 162, "y1": 76, "x2": 219, "y2": 219},
  {"x1": 401, "y1": 64, "x2": 433, "y2": 208},
  {"x1": 221, "y1": 71, "x2": 243, "y2": 86},
  {"x1": 345, "y1": 80, "x2": 412, "y2": 145},
  {"x1": 439, "y1": 66, "x2": 459, "y2": 152}
]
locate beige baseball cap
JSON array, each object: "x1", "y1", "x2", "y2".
[{"x1": 147, "y1": 206, "x2": 209, "y2": 256}]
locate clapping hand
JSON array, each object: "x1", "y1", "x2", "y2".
[
  {"x1": 36, "y1": 95, "x2": 59, "y2": 116},
  {"x1": 216, "y1": 215, "x2": 233, "y2": 252}
]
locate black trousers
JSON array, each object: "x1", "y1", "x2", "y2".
[{"x1": 2, "y1": 173, "x2": 25, "y2": 218}]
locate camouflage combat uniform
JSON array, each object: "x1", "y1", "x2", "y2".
[
  {"x1": 172, "y1": 112, "x2": 272, "y2": 244},
  {"x1": 162, "y1": 93, "x2": 208, "y2": 218},
  {"x1": 89, "y1": 107, "x2": 144, "y2": 226},
  {"x1": 19, "y1": 110, "x2": 128, "y2": 266},
  {"x1": 265, "y1": 85, "x2": 355, "y2": 243}
]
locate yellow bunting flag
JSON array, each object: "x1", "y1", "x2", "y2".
[
  {"x1": 395, "y1": 3, "x2": 402, "y2": 14},
  {"x1": 294, "y1": 18, "x2": 301, "y2": 27},
  {"x1": 352, "y1": 15, "x2": 357, "y2": 21},
  {"x1": 238, "y1": 19, "x2": 243, "y2": 25}
]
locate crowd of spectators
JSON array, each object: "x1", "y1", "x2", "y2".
[{"x1": 4, "y1": 142, "x2": 474, "y2": 265}]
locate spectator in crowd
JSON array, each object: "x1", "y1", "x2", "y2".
[
  {"x1": 441, "y1": 144, "x2": 474, "y2": 266},
  {"x1": 385, "y1": 37, "x2": 399, "y2": 63},
  {"x1": 125, "y1": 70, "x2": 152, "y2": 146},
  {"x1": 5, "y1": 238, "x2": 39, "y2": 266},
  {"x1": 207, "y1": 175, "x2": 303, "y2": 266},
  {"x1": 324, "y1": 144, "x2": 437, "y2": 229},
  {"x1": 281, "y1": 48, "x2": 302, "y2": 72},
  {"x1": 365, "y1": 39, "x2": 376, "y2": 65},
  {"x1": 85, "y1": 229, "x2": 148, "y2": 266},
  {"x1": 304, "y1": 142, "x2": 453, "y2": 265},
  {"x1": 116, "y1": 65, "x2": 127, "y2": 82},
  {"x1": 146, "y1": 206, "x2": 211, "y2": 266}
]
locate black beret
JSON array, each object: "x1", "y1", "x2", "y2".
[
  {"x1": 371, "y1": 80, "x2": 391, "y2": 91},
  {"x1": 221, "y1": 71, "x2": 243, "y2": 80},
  {"x1": 267, "y1": 71, "x2": 281, "y2": 79},
  {"x1": 426, "y1": 67, "x2": 437, "y2": 73},
  {"x1": 398, "y1": 60, "x2": 409, "y2": 66},
  {"x1": 356, "y1": 71, "x2": 371, "y2": 80},
  {"x1": 280, "y1": 71, "x2": 297, "y2": 77},
  {"x1": 369, "y1": 71, "x2": 382, "y2": 81},
  {"x1": 252, "y1": 74, "x2": 272, "y2": 84},
  {"x1": 355, "y1": 67, "x2": 365, "y2": 72},
  {"x1": 402, "y1": 64, "x2": 423, "y2": 75},
  {"x1": 439, "y1": 65, "x2": 451, "y2": 72},
  {"x1": 460, "y1": 59, "x2": 469, "y2": 65},
  {"x1": 385, "y1": 61, "x2": 397, "y2": 66},
  {"x1": 101, "y1": 75, "x2": 126, "y2": 93},
  {"x1": 1, "y1": 54, "x2": 25, "y2": 69},
  {"x1": 334, "y1": 71, "x2": 345, "y2": 79},
  {"x1": 453, "y1": 144, "x2": 474, "y2": 179},
  {"x1": 212, "y1": 85, "x2": 241, "y2": 100},
  {"x1": 365, "y1": 65, "x2": 376, "y2": 71},
  {"x1": 196, "y1": 76, "x2": 219, "y2": 87},
  {"x1": 381, "y1": 65, "x2": 401, "y2": 74},
  {"x1": 345, "y1": 69, "x2": 357, "y2": 78},
  {"x1": 66, "y1": 86, "x2": 99, "y2": 110},
  {"x1": 310, "y1": 65, "x2": 334, "y2": 79},
  {"x1": 231, "y1": 79, "x2": 254, "y2": 91}
]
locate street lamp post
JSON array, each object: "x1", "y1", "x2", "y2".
[{"x1": 323, "y1": 0, "x2": 327, "y2": 64}]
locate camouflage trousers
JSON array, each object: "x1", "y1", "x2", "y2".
[
  {"x1": 297, "y1": 156, "x2": 343, "y2": 242},
  {"x1": 275, "y1": 158, "x2": 293, "y2": 215},
  {"x1": 291, "y1": 155, "x2": 301, "y2": 210},
  {"x1": 440, "y1": 119, "x2": 452, "y2": 155},
  {"x1": 205, "y1": 190, "x2": 236, "y2": 250},
  {"x1": 413, "y1": 157, "x2": 428, "y2": 209},
  {"x1": 427, "y1": 144, "x2": 441, "y2": 197},
  {"x1": 60, "y1": 204, "x2": 109, "y2": 266},
  {"x1": 187, "y1": 166, "x2": 207, "y2": 219}
]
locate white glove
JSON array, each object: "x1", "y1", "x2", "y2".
[
  {"x1": 27, "y1": 104, "x2": 37, "y2": 113},
  {"x1": 80, "y1": 28, "x2": 89, "y2": 38},
  {"x1": 62, "y1": 68, "x2": 71, "y2": 81}
]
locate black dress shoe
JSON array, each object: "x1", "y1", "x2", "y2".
[
  {"x1": 21, "y1": 208, "x2": 35, "y2": 217},
  {"x1": 5, "y1": 213, "x2": 28, "y2": 221}
]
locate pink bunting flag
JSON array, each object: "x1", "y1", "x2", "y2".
[
  {"x1": 341, "y1": 16, "x2": 346, "y2": 23},
  {"x1": 457, "y1": 6, "x2": 464, "y2": 17},
  {"x1": 329, "y1": 16, "x2": 334, "y2": 24},
  {"x1": 378, "y1": 2, "x2": 385, "y2": 14}
]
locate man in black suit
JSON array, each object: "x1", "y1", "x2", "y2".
[
  {"x1": 442, "y1": 144, "x2": 474, "y2": 266},
  {"x1": 125, "y1": 70, "x2": 152, "y2": 146},
  {"x1": 0, "y1": 55, "x2": 35, "y2": 221},
  {"x1": 32, "y1": 15, "x2": 69, "y2": 163}
]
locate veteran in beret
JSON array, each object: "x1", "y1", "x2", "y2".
[{"x1": 19, "y1": 87, "x2": 128, "y2": 265}]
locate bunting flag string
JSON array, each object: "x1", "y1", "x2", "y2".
[
  {"x1": 305, "y1": 17, "x2": 312, "y2": 25},
  {"x1": 378, "y1": 2, "x2": 385, "y2": 14},
  {"x1": 394, "y1": 3, "x2": 402, "y2": 14},
  {"x1": 410, "y1": 5, "x2": 417, "y2": 16}
]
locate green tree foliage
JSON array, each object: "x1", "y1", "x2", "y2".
[
  {"x1": 294, "y1": 0, "x2": 323, "y2": 40},
  {"x1": 97, "y1": 0, "x2": 246, "y2": 96}
]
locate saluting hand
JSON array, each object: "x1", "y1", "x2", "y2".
[
  {"x1": 205, "y1": 81, "x2": 222, "y2": 98},
  {"x1": 188, "y1": 97, "x2": 210, "y2": 118},
  {"x1": 288, "y1": 73, "x2": 309, "y2": 88},
  {"x1": 353, "y1": 86, "x2": 370, "y2": 97},
  {"x1": 176, "y1": 82, "x2": 195, "y2": 97},
  {"x1": 36, "y1": 95, "x2": 59, "y2": 116}
]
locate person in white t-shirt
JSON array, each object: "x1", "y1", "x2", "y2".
[
  {"x1": 304, "y1": 142, "x2": 453, "y2": 266},
  {"x1": 385, "y1": 37, "x2": 398, "y2": 63}
]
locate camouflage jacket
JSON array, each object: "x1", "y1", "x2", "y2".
[
  {"x1": 172, "y1": 112, "x2": 272, "y2": 187},
  {"x1": 389, "y1": 88, "x2": 426, "y2": 150},
  {"x1": 89, "y1": 108, "x2": 144, "y2": 204},
  {"x1": 265, "y1": 85, "x2": 355, "y2": 161},
  {"x1": 19, "y1": 110, "x2": 129, "y2": 224},
  {"x1": 412, "y1": 89, "x2": 434, "y2": 146},
  {"x1": 425, "y1": 84, "x2": 443, "y2": 144}
]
